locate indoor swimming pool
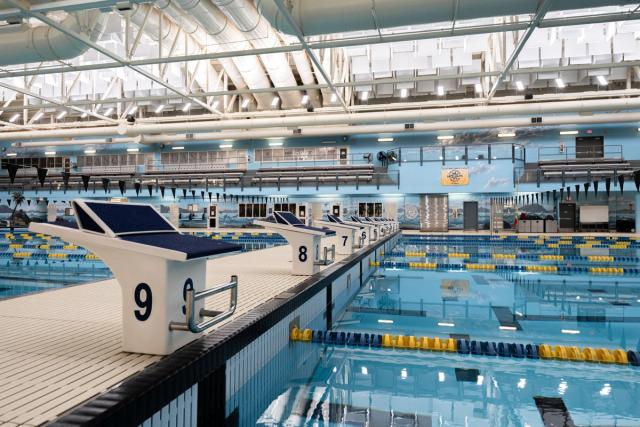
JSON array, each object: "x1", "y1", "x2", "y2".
[{"x1": 248, "y1": 234, "x2": 640, "y2": 427}]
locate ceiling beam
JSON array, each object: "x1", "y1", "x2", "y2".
[
  {"x1": 0, "y1": 10, "x2": 638, "y2": 81},
  {"x1": 271, "y1": 0, "x2": 349, "y2": 112},
  {"x1": 486, "y1": 0, "x2": 553, "y2": 101},
  {"x1": 5, "y1": 0, "x2": 222, "y2": 117}
]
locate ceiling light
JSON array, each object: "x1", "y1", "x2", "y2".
[
  {"x1": 271, "y1": 96, "x2": 280, "y2": 107},
  {"x1": 560, "y1": 130, "x2": 579, "y2": 135},
  {"x1": 219, "y1": 144, "x2": 233, "y2": 148},
  {"x1": 32, "y1": 111, "x2": 44, "y2": 121},
  {"x1": 126, "y1": 147, "x2": 139, "y2": 153},
  {"x1": 154, "y1": 104, "x2": 165, "y2": 114},
  {"x1": 44, "y1": 151, "x2": 56, "y2": 156},
  {"x1": 437, "y1": 322, "x2": 455, "y2": 327},
  {"x1": 9, "y1": 114, "x2": 19, "y2": 123},
  {"x1": 377, "y1": 319, "x2": 394, "y2": 324},
  {"x1": 378, "y1": 137, "x2": 394, "y2": 142},
  {"x1": 360, "y1": 91, "x2": 368, "y2": 101},
  {"x1": 400, "y1": 88, "x2": 408, "y2": 98},
  {"x1": 182, "y1": 102, "x2": 192, "y2": 112},
  {"x1": 81, "y1": 112, "x2": 88, "y2": 118},
  {"x1": 56, "y1": 110, "x2": 67, "y2": 120},
  {"x1": 330, "y1": 92, "x2": 338, "y2": 102},
  {"x1": 437, "y1": 135, "x2": 454, "y2": 140},
  {"x1": 515, "y1": 81, "x2": 524, "y2": 91},
  {"x1": 212, "y1": 100, "x2": 220, "y2": 109},
  {"x1": 84, "y1": 149, "x2": 96, "y2": 154},
  {"x1": 561, "y1": 329, "x2": 580, "y2": 334},
  {"x1": 597, "y1": 75, "x2": 608, "y2": 85},
  {"x1": 104, "y1": 107, "x2": 113, "y2": 116},
  {"x1": 498, "y1": 132, "x2": 516, "y2": 138},
  {"x1": 474, "y1": 83, "x2": 482, "y2": 94},
  {"x1": 437, "y1": 85, "x2": 445, "y2": 96},
  {"x1": 268, "y1": 141, "x2": 283, "y2": 147},
  {"x1": 241, "y1": 98, "x2": 249, "y2": 109},
  {"x1": 6, "y1": 152, "x2": 17, "y2": 157},
  {"x1": 555, "y1": 78, "x2": 565, "y2": 89},
  {"x1": 127, "y1": 105, "x2": 138, "y2": 115},
  {"x1": 171, "y1": 146, "x2": 185, "y2": 150}
]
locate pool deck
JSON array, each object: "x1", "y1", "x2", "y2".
[{"x1": 0, "y1": 243, "x2": 345, "y2": 427}]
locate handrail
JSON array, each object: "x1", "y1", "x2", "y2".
[
  {"x1": 315, "y1": 244, "x2": 336, "y2": 266},
  {"x1": 169, "y1": 275, "x2": 238, "y2": 333}
]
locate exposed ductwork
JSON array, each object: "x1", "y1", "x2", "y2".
[
  {"x1": 153, "y1": 0, "x2": 251, "y2": 107},
  {"x1": 3, "y1": 97, "x2": 640, "y2": 141},
  {"x1": 0, "y1": 10, "x2": 107, "y2": 66},
  {"x1": 212, "y1": 0, "x2": 304, "y2": 108},
  {"x1": 256, "y1": 0, "x2": 636, "y2": 36},
  {"x1": 15, "y1": 111, "x2": 640, "y2": 147},
  {"x1": 171, "y1": 0, "x2": 277, "y2": 109}
]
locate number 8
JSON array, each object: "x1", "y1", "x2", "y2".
[{"x1": 298, "y1": 246, "x2": 307, "y2": 262}]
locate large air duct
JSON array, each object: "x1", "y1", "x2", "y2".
[
  {"x1": 15, "y1": 111, "x2": 640, "y2": 147},
  {"x1": 0, "y1": 10, "x2": 107, "y2": 66},
  {"x1": 153, "y1": 0, "x2": 251, "y2": 108},
  {"x1": 172, "y1": 0, "x2": 276, "y2": 109},
  {"x1": 212, "y1": 0, "x2": 303, "y2": 108},
  {"x1": 256, "y1": 0, "x2": 635, "y2": 36},
  {"x1": 3, "y1": 97, "x2": 640, "y2": 141}
]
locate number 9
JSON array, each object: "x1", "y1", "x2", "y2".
[{"x1": 134, "y1": 283, "x2": 152, "y2": 321}]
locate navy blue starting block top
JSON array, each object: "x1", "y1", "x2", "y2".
[
  {"x1": 328, "y1": 214, "x2": 363, "y2": 228},
  {"x1": 70, "y1": 201, "x2": 241, "y2": 260},
  {"x1": 267, "y1": 211, "x2": 336, "y2": 236}
]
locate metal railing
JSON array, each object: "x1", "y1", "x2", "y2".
[
  {"x1": 538, "y1": 145, "x2": 623, "y2": 163},
  {"x1": 254, "y1": 152, "x2": 372, "y2": 168},
  {"x1": 397, "y1": 143, "x2": 526, "y2": 166},
  {"x1": 169, "y1": 275, "x2": 238, "y2": 333}
]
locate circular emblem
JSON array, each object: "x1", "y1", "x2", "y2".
[{"x1": 447, "y1": 169, "x2": 463, "y2": 184}]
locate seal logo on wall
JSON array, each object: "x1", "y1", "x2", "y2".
[{"x1": 441, "y1": 168, "x2": 469, "y2": 186}]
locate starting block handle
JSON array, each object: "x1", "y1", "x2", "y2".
[
  {"x1": 316, "y1": 244, "x2": 336, "y2": 266},
  {"x1": 169, "y1": 275, "x2": 238, "y2": 333}
]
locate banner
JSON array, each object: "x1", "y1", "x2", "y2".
[{"x1": 440, "y1": 168, "x2": 469, "y2": 186}]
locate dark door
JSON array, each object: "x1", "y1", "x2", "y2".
[
  {"x1": 575, "y1": 136, "x2": 604, "y2": 159},
  {"x1": 463, "y1": 201, "x2": 478, "y2": 230},
  {"x1": 559, "y1": 203, "x2": 576, "y2": 231},
  {"x1": 332, "y1": 205, "x2": 340, "y2": 216}
]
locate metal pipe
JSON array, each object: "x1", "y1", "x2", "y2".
[
  {"x1": 5, "y1": 97, "x2": 640, "y2": 141},
  {"x1": 14, "y1": 111, "x2": 640, "y2": 147}
]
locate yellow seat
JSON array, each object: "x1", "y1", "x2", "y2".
[
  {"x1": 290, "y1": 327, "x2": 300, "y2": 341},
  {"x1": 301, "y1": 329, "x2": 313, "y2": 341}
]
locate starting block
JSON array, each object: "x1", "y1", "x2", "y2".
[
  {"x1": 30, "y1": 200, "x2": 242, "y2": 355},
  {"x1": 255, "y1": 211, "x2": 336, "y2": 275},
  {"x1": 314, "y1": 214, "x2": 366, "y2": 255}
]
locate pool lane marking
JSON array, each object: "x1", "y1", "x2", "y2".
[
  {"x1": 492, "y1": 306, "x2": 522, "y2": 330},
  {"x1": 534, "y1": 397, "x2": 577, "y2": 427}
]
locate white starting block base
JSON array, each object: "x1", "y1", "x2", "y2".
[
  {"x1": 254, "y1": 221, "x2": 335, "y2": 275},
  {"x1": 314, "y1": 220, "x2": 362, "y2": 256}
]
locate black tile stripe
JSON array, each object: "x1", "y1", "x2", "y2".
[
  {"x1": 48, "y1": 232, "x2": 399, "y2": 427},
  {"x1": 492, "y1": 306, "x2": 522, "y2": 330},
  {"x1": 533, "y1": 397, "x2": 577, "y2": 427}
]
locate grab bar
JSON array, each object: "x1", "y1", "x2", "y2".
[
  {"x1": 316, "y1": 244, "x2": 336, "y2": 266},
  {"x1": 169, "y1": 275, "x2": 238, "y2": 333},
  {"x1": 354, "y1": 234, "x2": 366, "y2": 249}
]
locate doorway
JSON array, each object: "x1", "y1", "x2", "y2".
[{"x1": 463, "y1": 201, "x2": 479, "y2": 231}]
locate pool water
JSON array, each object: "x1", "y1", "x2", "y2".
[{"x1": 251, "y1": 234, "x2": 640, "y2": 427}]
